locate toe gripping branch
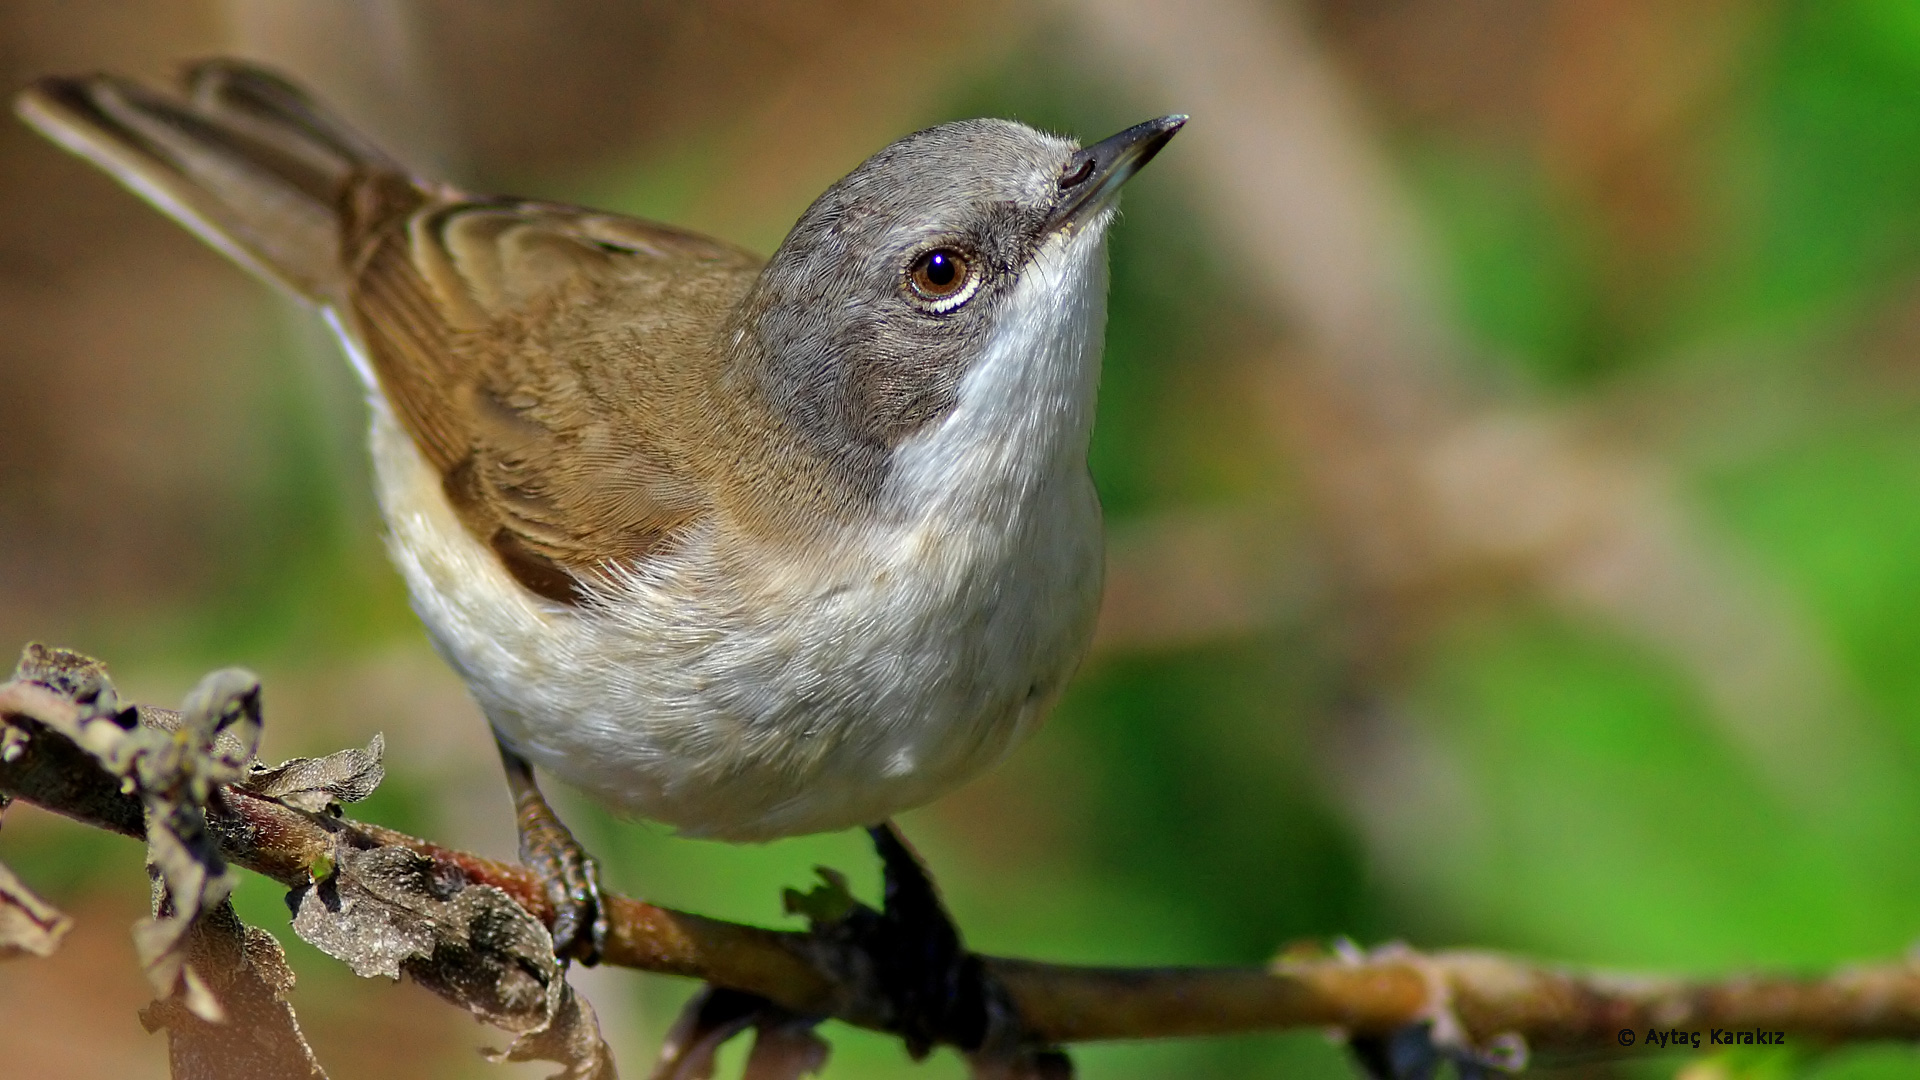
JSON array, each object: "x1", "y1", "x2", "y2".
[
  {"x1": 652, "y1": 823, "x2": 1073, "y2": 1079},
  {"x1": 864, "y1": 822, "x2": 989, "y2": 1057},
  {"x1": 496, "y1": 739, "x2": 609, "y2": 965}
]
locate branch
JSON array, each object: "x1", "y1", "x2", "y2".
[{"x1": 6, "y1": 655, "x2": 1920, "y2": 1075}]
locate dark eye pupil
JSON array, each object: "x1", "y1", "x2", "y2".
[{"x1": 909, "y1": 248, "x2": 972, "y2": 304}]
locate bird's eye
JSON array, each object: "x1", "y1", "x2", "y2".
[{"x1": 906, "y1": 247, "x2": 979, "y2": 312}]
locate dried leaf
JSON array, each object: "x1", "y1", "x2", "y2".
[
  {"x1": 8, "y1": 644, "x2": 138, "y2": 759},
  {"x1": 290, "y1": 845, "x2": 484, "y2": 980},
  {"x1": 487, "y1": 972, "x2": 620, "y2": 1080},
  {"x1": 133, "y1": 668, "x2": 264, "y2": 1019},
  {"x1": 151, "y1": 668, "x2": 263, "y2": 790},
  {"x1": 2, "y1": 653, "x2": 278, "y2": 1014},
  {"x1": 5, "y1": 652, "x2": 266, "y2": 1019},
  {"x1": 651, "y1": 987, "x2": 763, "y2": 1080},
  {"x1": 12, "y1": 642, "x2": 122, "y2": 719},
  {"x1": 138, "y1": 826, "x2": 237, "y2": 1021},
  {"x1": 649, "y1": 986, "x2": 826, "y2": 1080},
  {"x1": 0, "y1": 858, "x2": 71, "y2": 959},
  {"x1": 741, "y1": 1015, "x2": 829, "y2": 1080},
  {"x1": 139, "y1": 899, "x2": 328, "y2": 1080},
  {"x1": 4, "y1": 647, "x2": 607, "y2": 1075},
  {"x1": 242, "y1": 734, "x2": 385, "y2": 812},
  {"x1": 781, "y1": 867, "x2": 861, "y2": 925},
  {"x1": 290, "y1": 843, "x2": 617, "y2": 1080}
]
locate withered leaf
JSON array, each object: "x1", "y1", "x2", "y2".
[
  {"x1": 4, "y1": 651, "x2": 266, "y2": 1019},
  {"x1": 289, "y1": 845, "x2": 469, "y2": 981},
  {"x1": 134, "y1": 668, "x2": 264, "y2": 1019},
  {"x1": 7, "y1": 646, "x2": 617, "y2": 1077},
  {"x1": 649, "y1": 986, "x2": 826, "y2": 1080},
  {"x1": 0, "y1": 858, "x2": 71, "y2": 960},
  {"x1": 12, "y1": 642, "x2": 123, "y2": 721},
  {"x1": 486, "y1": 970, "x2": 620, "y2": 1080},
  {"x1": 781, "y1": 867, "x2": 861, "y2": 926},
  {"x1": 139, "y1": 899, "x2": 328, "y2": 1080},
  {"x1": 290, "y1": 842, "x2": 617, "y2": 1079},
  {"x1": 138, "y1": 826, "x2": 236, "y2": 1021},
  {"x1": 242, "y1": 733, "x2": 386, "y2": 813},
  {"x1": 651, "y1": 987, "x2": 761, "y2": 1080},
  {"x1": 7, "y1": 644, "x2": 138, "y2": 760},
  {"x1": 740, "y1": 1015, "x2": 829, "y2": 1080}
]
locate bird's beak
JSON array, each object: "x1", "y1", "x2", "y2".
[{"x1": 1045, "y1": 114, "x2": 1186, "y2": 235}]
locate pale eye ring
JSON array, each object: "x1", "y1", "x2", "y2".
[{"x1": 905, "y1": 247, "x2": 980, "y2": 312}]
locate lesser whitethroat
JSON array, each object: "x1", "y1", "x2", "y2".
[{"x1": 16, "y1": 61, "x2": 1183, "y2": 965}]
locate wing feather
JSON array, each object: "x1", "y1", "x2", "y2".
[
  {"x1": 18, "y1": 61, "x2": 763, "y2": 606},
  {"x1": 347, "y1": 194, "x2": 760, "y2": 601}
]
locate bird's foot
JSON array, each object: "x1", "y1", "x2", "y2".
[
  {"x1": 679, "y1": 823, "x2": 1071, "y2": 1075},
  {"x1": 497, "y1": 738, "x2": 608, "y2": 965},
  {"x1": 862, "y1": 822, "x2": 991, "y2": 1058},
  {"x1": 856, "y1": 825, "x2": 1074, "y2": 1073},
  {"x1": 517, "y1": 805, "x2": 609, "y2": 965}
]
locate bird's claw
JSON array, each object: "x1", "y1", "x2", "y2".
[
  {"x1": 520, "y1": 812, "x2": 608, "y2": 965},
  {"x1": 864, "y1": 823, "x2": 991, "y2": 1057}
]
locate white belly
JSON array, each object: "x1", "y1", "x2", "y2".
[{"x1": 368, "y1": 404, "x2": 1102, "y2": 840}]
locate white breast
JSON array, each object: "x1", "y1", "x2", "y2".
[{"x1": 353, "y1": 223, "x2": 1110, "y2": 841}]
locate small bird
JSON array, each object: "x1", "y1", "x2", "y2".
[{"x1": 15, "y1": 62, "x2": 1181, "y2": 973}]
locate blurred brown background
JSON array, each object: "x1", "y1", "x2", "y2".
[{"x1": 8, "y1": 1, "x2": 1920, "y2": 1078}]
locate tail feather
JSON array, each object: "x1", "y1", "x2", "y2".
[
  {"x1": 182, "y1": 59, "x2": 401, "y2": 179},
  {"x1": 14, "y1": 61, "x2": 407, "y2": 306}
]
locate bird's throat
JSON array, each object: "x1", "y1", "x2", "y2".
[{"x1": 884, "y1": 223, "x2": 1110, "y2": 525}]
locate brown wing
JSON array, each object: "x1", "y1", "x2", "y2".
[
  {"x1": 343, "y1": 184, "x2": 763, "y2": 603},
  {"x1": 18, "y1": 62, "x2": 764, "y2": 604}
]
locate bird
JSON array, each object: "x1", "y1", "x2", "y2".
[{"x1": 14, "y1": 61, "x2": 1182, "y2": 998}]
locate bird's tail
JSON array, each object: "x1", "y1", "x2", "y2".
[{"x1": 15, "y1": 59, "x2": 409, "y2": 307}]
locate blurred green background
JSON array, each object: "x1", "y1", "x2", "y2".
[{"x1": 7, "y1": 1, "x2": 1920, "y2": 1078}]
